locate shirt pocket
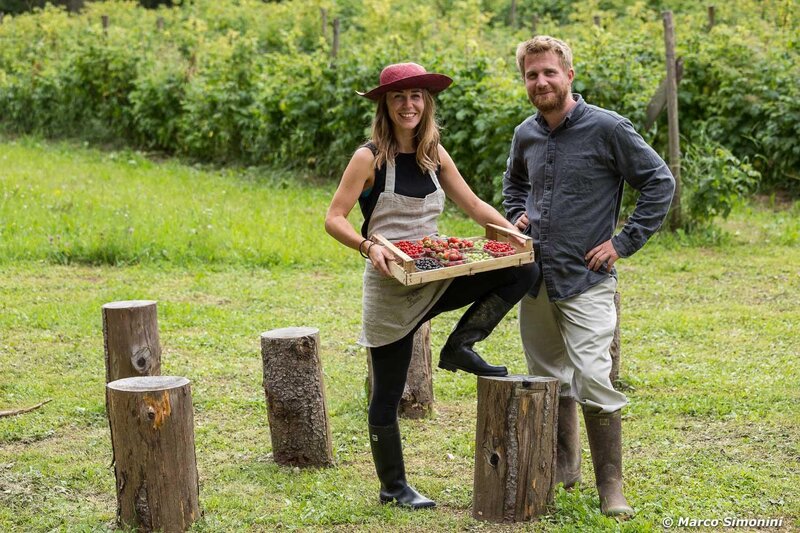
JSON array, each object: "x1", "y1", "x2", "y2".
[{"x1": 559, "y1": 156, "x2": 596, "y2": 195}]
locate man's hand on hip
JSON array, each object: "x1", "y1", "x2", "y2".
[{"x1": 586, "y1": 240, "x2": 619, "y2": 272}]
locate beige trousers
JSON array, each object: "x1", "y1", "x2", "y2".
[{"x1": 519, "y1": 277, "x2": 627, "y2": 413}]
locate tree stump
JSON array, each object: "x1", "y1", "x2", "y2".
[
  {"x1": 473, "y1": 375, "x2": 559, "y2": 522},
  {"x1": 106, "y1": 376, "x2": 200, "y2": 532},
  {"x1": 260, "y1": 327, "x2": 334, "y2": 467},
  {"x1": 610, "y1": 291, "x2": 621, "y2": 383},
  {"x1": 103, "y1": 300, "x2": 162, "y2": 383},
  {"x1": 366, "y1": 321, "x2": 434, "y2": 419}
]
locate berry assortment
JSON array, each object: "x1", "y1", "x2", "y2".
[{"x1": 393, "y1": 236, "x2": 521, "y2": 270}]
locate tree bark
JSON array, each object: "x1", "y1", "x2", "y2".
[
  {"x1": 260, "y1": 327, "x2": 334, "y2": 467},
  {"x1": 473, "y1": 375, "x2": 559, "y2": 522},
  {"x1": 610, "y1": 291, "x2": 621, "y2": 383},
  {"x1": 107, "y1": 376, "x2": 200, "y2": 532},
  {"x1": 103, "y1": 300, "x2": 161, "y2": 383},
  {"x1": 366, "y1": 321, "x2": 434, "y2": 419}
]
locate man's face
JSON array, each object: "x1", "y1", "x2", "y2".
[{"x1": 523, "y1": 51, "x2": 574, "y2": 113}]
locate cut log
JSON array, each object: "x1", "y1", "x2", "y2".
[
  {"x1": 366, "y1": 321, "x2": 434, "y2": 419},
  {"x1": 260, "y1": 327, "x2": 334, "y2": 467},
  {"x1": 103, "y1": 300, "x2": 161, "y2": 383},
  {"x1": 107, "y1": 376, "x2": 200, "y2": 532},
  {"x1": 610, "y1": 291, "x2": 621, "y2": 383},
  {"x1": 473, "y1": 375, "x2": 559, "y2": 522}
]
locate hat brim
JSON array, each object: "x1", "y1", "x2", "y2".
[{"x1": 357, "y1": 73, "x2": 453, "y2": 100}]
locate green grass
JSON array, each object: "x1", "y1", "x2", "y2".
[{"x1": 1, "y1": 136, "x2": 798, "y2": 531}]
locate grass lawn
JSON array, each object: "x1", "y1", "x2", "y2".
[{"x1": 1, "y1": 137, "x2": 798, "y2": 531}]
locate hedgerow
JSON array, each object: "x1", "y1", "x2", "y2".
[{"x1": 0, "y1": 0, "x2": 797, "y2": 228}]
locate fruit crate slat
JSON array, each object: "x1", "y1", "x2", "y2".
[{"x1": 372, "y1": 224, "x2": 534, "y2": 287}]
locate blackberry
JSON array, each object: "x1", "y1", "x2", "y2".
[{"x1": 414, "y1": 257, "x2": 442, "y2": 270}]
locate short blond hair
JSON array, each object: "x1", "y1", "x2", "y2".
[{"x1": 516, "y1": 36, "x2": 573, "y2": 77}]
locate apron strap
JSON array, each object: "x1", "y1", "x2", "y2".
[{"x1": 385, "y1": 161, "x2": 396, "y2": 193}]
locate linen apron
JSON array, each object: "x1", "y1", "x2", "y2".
[{"x1": 357, "y1": 160, "x2": 453, "y2": 347}]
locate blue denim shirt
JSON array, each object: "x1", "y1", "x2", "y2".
[{"x1": 502, "y1": 95, "x2": 675, "y2": 301}]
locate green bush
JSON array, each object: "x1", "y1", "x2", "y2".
[{"x1": 0, "y1": 0, "x2": 797, "y2": 230}]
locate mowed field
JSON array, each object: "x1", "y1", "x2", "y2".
[{"x1": 1, "y1": 137, "x2": 798, "y2": 531}]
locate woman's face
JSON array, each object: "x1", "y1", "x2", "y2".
[{"x1": 386, "y1": 89, "x2": 425, "y2": 133}]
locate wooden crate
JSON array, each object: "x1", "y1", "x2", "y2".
[{"x1": 372, "y1": 224, "x2": 534, "y2": 286}]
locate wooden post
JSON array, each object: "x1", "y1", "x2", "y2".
[
  {"x1": 0, "y1": 13, "x2": 4, "y2": 25},
  {"x1": 101, "y1": 14, "x2": 109, "y2": 33},
  {"x1": 67, "y1": 0, "x2": 84, "y2": 13},
  {"x1": 367, "y1": 321, "x2": 434, "y2": 419},
  {"x1": 156, "y1": 16, "x2": 164, "y2": 31},
  {"x1": 331, "y1": 18, "x2": 340, "y2": 59},
  {"x1": 473, "y1": 376, "x2": 559, "y2": 522},
  {"x1": 103, "y1": 301, "x2": 161, "y2": 384},
  {"x1": 593, "y1": 15, "x2": 601, "y2": 27},
  {"x1": 509, "y1": 0, "x2": 517, "y2": 28},
  {"x1": 531, "y1": 13, "x2": 538, "y2": 35},
  {"x1": 260, "y1": 327, "x2": 334, "y2": 467},
  {"x1": 610, "y1": 292, "x2": 621, "y2": 383},
  {"x1": 107, "y1": 376, "x2": 200, "y2": 532},
  {"x1": 644, "y1": 57, "x2": 684, "y2": 131},
  {"x1": 320, "y1": 8, "x2": 328, "y2": 40},
  {"x1": 662, "y1": 10, "x2": 682, "y2": 230},
  {"x1": 707, "y1": 6, "x2": 715, "y2": 29}
]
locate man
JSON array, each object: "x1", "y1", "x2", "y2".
[{"x1": 502, "y1": 36, "x2": 675, "y2": 516}]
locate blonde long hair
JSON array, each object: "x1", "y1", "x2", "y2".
[{"x1": 369, "y1": 90, "x2": 440, "y2": 173}]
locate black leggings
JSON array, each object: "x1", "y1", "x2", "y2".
[{"x1": 368, "y1": 262, "x2": 535, "y2": 426}]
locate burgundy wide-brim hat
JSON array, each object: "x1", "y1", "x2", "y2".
[{"x1": 357, "y1": 62, "x2": 453, "y2": 101}]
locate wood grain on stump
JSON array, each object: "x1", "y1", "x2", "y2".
[
  {"x1": 473, "y1": 375, "x2": 559, "y2": 522},
  {"x1": 103, "y1": 300, "x2": 161, "y2": 383},
  {"x1": 260, "y1": 327, "x2": 334, "y2": 467},
  {"x1": 106, "y1": 376, "x2": 200, "y2": 532}
]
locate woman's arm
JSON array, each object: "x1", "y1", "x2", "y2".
[
  {"x1": 324, "y1": 148, "x2": 395, "y2": 276},
  {"x1": 437, "y1": 145, "x2": 521, "y2": 234}
]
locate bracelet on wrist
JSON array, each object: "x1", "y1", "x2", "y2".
[{"x1": 358, "y1": 238, "x2": 371, "y2": 258}]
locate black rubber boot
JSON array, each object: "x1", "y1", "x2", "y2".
[
  {"x1": 583, "y1": 408, "x2": 634, "y2": 517},
  {"x1": 368, "y1": 423, "x2": 436, "y2": 509},
  {"x1": 556, "y1": 397, "x2": 582, "y2": 490},
  {"x1": 438, "y1": 293, "x2": 511, "y2": 377}
]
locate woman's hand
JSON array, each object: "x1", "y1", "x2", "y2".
[{"x1": 367, "y1": 242, "x2": 396, "y2": 277}]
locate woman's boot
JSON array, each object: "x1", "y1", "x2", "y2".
[
  {"x1": 438, "y1": 293, "x2": 510, "y2": 376},
  {"x1": 583, "y1": 408, "x2": 634, "y2": 516},
  {"x1": 368, "y1": 423, "x2": 436, "y2": 509},
  {"x1": 556, "y1": 397, "x2": 582, "y2": 489}
]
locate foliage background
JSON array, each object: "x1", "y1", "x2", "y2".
[{"x1": 0, "y1": 0, "x2": 797, "y2": 230}]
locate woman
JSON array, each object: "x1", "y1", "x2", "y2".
[{"x1": 324, "y1": 62, "x2": 534, "y2": 509}]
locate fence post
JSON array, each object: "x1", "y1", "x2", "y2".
[
  {"x1": 707, "y1": 5, "x2": 715, "y2": 29},
  {"x1": 509, "y1": 0, "x2": 517, "y2": 28},
  {"x1": 331, "y1": 18, "x2": 340, "y2": 59},
  {"x1": 101, "y1": 14, "x2": 109, "y2": 34},
  {"x1": 593, "y1": 15, "x2": 601, "y2": 27},
  {"x1": 156, "y1": 16, "x2": 164, "y2": 31},
  {"x1": 321, "y1": 8, "x2": 328, "y2": 40},
  {"x1": 662, "y1": 10, "x2": 682, "y2": 230},
  {"x1": 531, "y1": 13, "x2": 538, "y2": 35}
]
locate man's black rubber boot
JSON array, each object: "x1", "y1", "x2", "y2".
[
  {"x1": 438, "y1": 293, "x2": 511, "y2": 377},
  {"x1": 368, "y1": 423, "x2": 436, "y2": 509}
]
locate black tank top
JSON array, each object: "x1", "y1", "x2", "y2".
[{"x1": 357, "y1": 143, "x2": 439, "y2": 238}]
